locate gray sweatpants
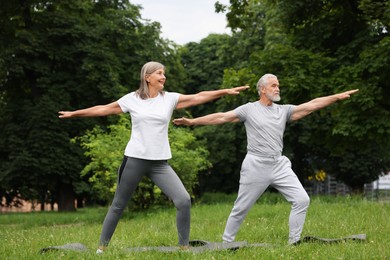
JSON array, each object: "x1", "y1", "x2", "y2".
[
  {"x1": 99, "y1": 156, "x2": 191, "y2": 247},
  {"x1": 222, "y1": 153, "x2": 310, "y2": 244}
]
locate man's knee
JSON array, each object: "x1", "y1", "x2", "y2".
[{"x1": 295, "y1": 194, "x2": 310, "y2": 210}]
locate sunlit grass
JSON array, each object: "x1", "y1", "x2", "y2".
[{"x1": 1, "y1": 193, "x2": 389, "y2": 259}]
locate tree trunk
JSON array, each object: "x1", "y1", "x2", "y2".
[
  {"x1": 40, "y1": 195, "x2": 45, "y2": 211},
  {"x1": 76, "y1": 197, "x2": 84, "y2": 208},
  {"x1": 57, "y1": 182, "x2": 76, "y2": 212}
]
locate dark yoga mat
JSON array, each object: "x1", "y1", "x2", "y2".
[
  {"x1": 40, "y1": 234, "x2": 366, "y2": 253},
  {"x1": 40, "y1": 242, "x2": 89, "y2": 253},
  {"x1": 293, "y1": 234, "x2": 366, "y2": 245},
  {"x1": 123, "y1": 240, "x2": 264, "y2": 253},
  {"x1": 39, "y1": 240, "x2": 250, "y2": 254}
]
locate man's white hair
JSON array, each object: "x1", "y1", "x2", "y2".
[{"x1": 256, "y1": 74, "x2": 277, "y2": 96}]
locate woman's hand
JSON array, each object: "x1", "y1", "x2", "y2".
[{"x1": 226, "y1": 86, "x2": 250, "y2": 95}]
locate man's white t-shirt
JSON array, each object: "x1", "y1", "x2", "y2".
[{"x1": 117, "y1": 91, "x2": 180, "y2": 160}]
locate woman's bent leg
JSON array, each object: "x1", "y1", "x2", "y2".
[{"x1": 149, "y1": 161, "x2": 191, "y2": 246}]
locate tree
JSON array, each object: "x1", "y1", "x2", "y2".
[
  {"x1": 214, "y1": 0, "x2": 390, "y2": 192},
  {"x1": 0, "y1": 0, "x2": 185, "y2": 210},
  {"x1": 177, "y1": 34, "x2": 258, "y2": 193}
]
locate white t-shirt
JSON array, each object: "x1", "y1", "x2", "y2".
[{"x1": 117, "y1": 91, "x2": 180, "y2": 160}]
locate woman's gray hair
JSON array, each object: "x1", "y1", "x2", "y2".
[
  {"x1": 136, "y1": 61, "x2": 165, "y2": 99},
  {"x1": 256, "y1": 73, "x2": 277, "y2": 96}
]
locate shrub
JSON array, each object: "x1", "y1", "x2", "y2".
[{"x1": 75, "y1": 115, "x2": 210, "y2": 209}]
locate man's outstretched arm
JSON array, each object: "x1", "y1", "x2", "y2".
[
  {"x1": 291, "y1": 89, "x2": 359, "y2": 121},
  {"x1": 173, "y1": 110, "x2": 240, "y2": 126}
]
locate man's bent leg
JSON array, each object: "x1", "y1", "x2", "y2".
[
  {"x1": 273, "y1": 157, "x2": 310, "y2": 244},
  {"x1": 287, "y1": 185, "x2": 310, "y2": 244}
]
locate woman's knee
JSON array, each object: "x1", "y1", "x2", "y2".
[
  {"x1": 174, "y1": 193, "x2": 191, "y2": 210},
  {"x1": 110, "y1": 199, "x2": 128, "y2": 214}
]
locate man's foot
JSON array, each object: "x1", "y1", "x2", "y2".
[
  {"x1": 179, "y1": 245, "x2": 190, "y2": 251},
  {"x1": 290, "y1": 240, "x2": 301, "y2": 246}
]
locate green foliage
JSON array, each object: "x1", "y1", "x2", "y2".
[
  {"x1": 1, "y1": 0, "x2": 389, "y2": 210},
  {"x1": 178, "y1": 33, "x2": 264, "y2": 195},
  {"x1": 76, "y1": 115, "x2": 211, "y2": 209},
  {"x1": 169, "y1": 126, "x2": 212, "y2": 195},
  {"x1": 0, "y1": 0, "x2": 186, "y2": 210},
  {"x1": 212, "y1": 0, "x2": 390, "y2": 191},
  {"x1": 178, "y1": 34, "x2": 238, "y2": 118},
  {"x1": 75, "y1": 116, "x2": 129, "y2": 202}
]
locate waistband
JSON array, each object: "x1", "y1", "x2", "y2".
[{"x1": 247, "y1": 151, "x2": 282, "y2": 160}]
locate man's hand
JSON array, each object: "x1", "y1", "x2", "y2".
[
  {"x1": 173, "y1": 117, "x2": 193, "y2": 126},
  {"x1": 58, "y1": 111, "x2": 74, "y2": 118}
]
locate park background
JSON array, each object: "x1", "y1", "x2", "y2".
[
  {"x1": 0, "y1": 0, "x2": 390, "y2": 259},
  {"x1": 0, "y1": 0, "x2": 389, "y2": 258}
]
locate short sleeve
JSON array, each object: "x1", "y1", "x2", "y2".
[
  {"x1": 284, "y1": 105, "x2": 296, "y2": 122},
  {"x1": 165, "y1": 91, "x2": 180, "y2": 110},
  {"x1": 234, "y1": 103, "x2": 250, "y2": 122},
  {"x1": 117, "y1": 93, "x2": 134, "y2": 113}
]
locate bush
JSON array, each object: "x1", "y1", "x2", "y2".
[{"x1": 76, "y1": 115, "x2": 211, "y2": 209}]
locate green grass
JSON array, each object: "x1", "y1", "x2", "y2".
[{"x1": 1, "y1": 193, "x2": 390, "y2": 259}]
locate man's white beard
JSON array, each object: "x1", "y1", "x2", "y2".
[{"x1": 266, "y1": 92, "x2": 281, "y2": 102}]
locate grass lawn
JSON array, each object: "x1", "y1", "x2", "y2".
[{"x1": 1, "y1": 193, "x2": 389, "y2": 259}]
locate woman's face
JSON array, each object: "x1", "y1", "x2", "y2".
[{"x1": 146, "y1": 68, "x2": 166, "y2": 91}]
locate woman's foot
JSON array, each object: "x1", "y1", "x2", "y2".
[
  {"x1": 96, "y1": 246, "x2": 106, "y2": 254},
  {"x1": 179, "y1": 245, "x2": 190, "y2": 251}
]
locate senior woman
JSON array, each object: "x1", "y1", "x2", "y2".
[{"x1": 59, "y1": 61, "x2": 249, "y2": 253}]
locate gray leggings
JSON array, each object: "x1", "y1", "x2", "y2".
[
  {"x1": 99, "y1": 156, "x2": 191, "y2": 247},
  {"x1": 222, "y1": 154, "x2": 310, "y2": 244}
]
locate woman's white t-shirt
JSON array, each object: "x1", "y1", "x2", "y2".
[{"x1": 117, "y1": 91, "x2": 180, "y2": 160}]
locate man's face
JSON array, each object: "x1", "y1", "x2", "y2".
[{"x1": 264, "y1": 77, "x2": 280, "y2": 102}]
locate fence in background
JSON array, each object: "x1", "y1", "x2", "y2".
[
  {"x1": 304, "y1": 174, "x2": 351, "y2": 196},
  {"x1": 304, "y1": 172, "x2": 390, "y2": 202}
]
